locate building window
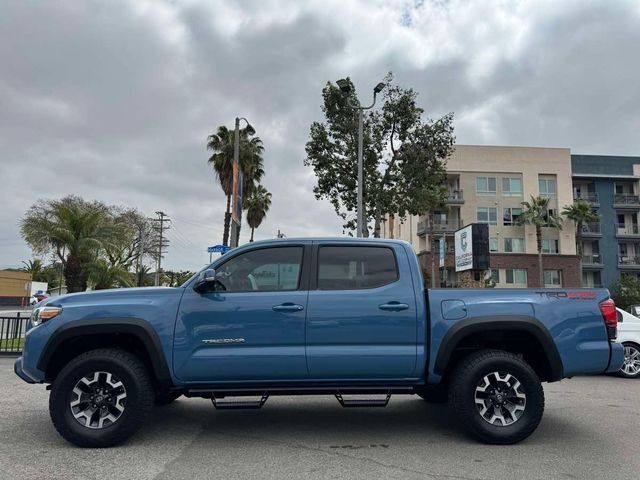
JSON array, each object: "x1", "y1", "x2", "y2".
[
  {"x1": 506, "y1": 269, "x2": 527, "y2": 286},
  {"x1": 490, "y1": 269, "x2": 500, "y2": 285},
  {"x1": 544, "y1": 270, "x2": 562, "y2": 287},
  {"x1": 503, "y1": 207, "x2": 523, "y2": 226},
  {"x1": 542, "y1": 239, "x2": 559, "y2": 254},
  {"x1": 539, "y1": 176, "x2": 557, "y2": 197},
  {"x1": 504, "y1": 238, "x2": 525, "y2": 253},
  {"x1": 477, "y1": 207, "x2": 497, "y2": 225},
  {"x1": 502, "y1": 177, "x2": 523, "y2": 197},
  {"x1": 489, "y1": 237, "x2": 499, "y2": 253},
  {"x1": 476, "y1": 176, "x2": 497, "y2": 196}
]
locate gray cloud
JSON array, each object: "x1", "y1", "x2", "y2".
[{"x1": 1, "y1": 0, "x2": 639, "y2": 271}]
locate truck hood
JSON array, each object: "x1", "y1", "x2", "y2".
[{"x1": 43, "y1": 287, "x2": 184, "y2": 307}]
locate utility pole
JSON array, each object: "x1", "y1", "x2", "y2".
[{"x1": 150, "y1": 211, "x2": 170, "y2": 286}]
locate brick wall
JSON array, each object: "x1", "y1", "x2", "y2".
[{"x1": 418, "y1": 252, "x2": 581, "y2": 288}]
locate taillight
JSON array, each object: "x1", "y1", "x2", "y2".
[{"x1": 599, "y1": 298, "x2": 617, "y2": 341}]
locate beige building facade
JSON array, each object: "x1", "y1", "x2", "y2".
[{"x1": 382, "y1": 145, "x2": 580, "y2": 288}]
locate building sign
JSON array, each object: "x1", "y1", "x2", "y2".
[
  {"x1": 439, "y1": 237, "x2": 445, "y2": 268},
  {"x1": 454, "y1": 225, "x2": 473, "y2": 272}
]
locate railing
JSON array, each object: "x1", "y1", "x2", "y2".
[
  {"x1": 613, "y1": 194, "x2": 640, "y2": 206},
  {"x1": 445, "y1": 190, "x2": 464, "y2": 203},
  {"x1": 619, "y1": 256, "x2": 640, "y2": 266},
  {"x1": 417, "y1": 219, "x2": 462, "y2": 236},
  {"x1": 581, "y1": 223, "x2": 601, "y2": 234},
  {"x1": 0, "y1": 314, "x2": 27, "y2": 355},
  {"x1": 574, "y1": 193, "x2": 599, "y2": 204},
  {"x1": 582, "y1": 254, "x2": 603, "y2": 265},
  {"x1": 615, "y1": 224, "x2": 640, "y2": 236}
]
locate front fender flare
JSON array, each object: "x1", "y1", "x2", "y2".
[{"x1": 37, "y1": 318, "x2": 172, "y2": 388}]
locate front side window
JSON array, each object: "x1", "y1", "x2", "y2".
[
  {"x1": 318, "y1": 246, "x2": 398, "y2": 290},
  {"x1": 476, "y1": 176, "x2": 497, "y2": 196},
  {"x1": 477, "y1": 207, "x2": 497, "y2": 225},
  {"x1": 215, "y1": 247, "x2": 303, "y2": 292},
  {"x1": 503, "y1": 207, "x2": 523, "y2": 226},
  {"x1": 506, "y1": 269, "x2": 527, "y2": 285},
  {"x1": 504, "y1": 238, "x2": 525, "y2": 253},
  {"x1": 502, "y1": 177, "x2": 523, "y2": 197}
]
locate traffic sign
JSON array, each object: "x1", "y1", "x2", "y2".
[{"x1": 207, "y1": 245, "x2": 231, "y2": 254}]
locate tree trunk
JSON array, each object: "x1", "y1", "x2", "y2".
[
  {"x1": 388, "y1": 214, "x2": 395, "y2": 239},
  {"x1": 236, "y1": 224, "x2": 241, "y2": 246},
  {"x1": 373, "y1": 208, "x2": 382, "y2": 238},
  {"x1": 64, "y1": 254, "x2": 84, "y2": 293},
  {"x1": 250, "y1": 227, "x2": 255, "y2": 242},
  {"x1": 537, "y1": 225, "x2": 544, "y2": 287},
  {"x1": 576, "y1": 227, "x2": 583, "y2": 286},
  {"x1": 222, "y1": 195, "x2": 231, "y2": 246}
]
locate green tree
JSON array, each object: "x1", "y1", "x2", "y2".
[
  {"x1": 610, "y1": 274, "x2": 640, "y2": 310},
  {"x1": 562, "y1": 200, "x2": 600, "y2": 276},
  {"x1": 21, "y1": 259, "x2": 61, "y2": 290},
  {"x1": 245, "y1": 185, "x2": 272, "y2": 242},
  {"x1": 21, "y1": 259, "x2": 44, "y2": 279},
  {"x1": 207, "y1": 126, "x2": 265, "y2": 246},
  {"x1": 517, "y1": 196, "x2": 563, "y2": 286},
  {"x1": 163, "y1": 270, "x2": 196, "y2": 287},
  {"x1": 86, "y1": 259, "x2": 133, "y2": 290},
  {"x1": 304, "y1": 73, "x2": 455, "y2": 236},
  {"x1": 20, "y1": 196, "x2": 119, "y2": 293}
]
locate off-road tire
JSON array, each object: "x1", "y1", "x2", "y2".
[
  {"x1": 449, "y1": 349, "x2": 545, "y2": 444},
  {"x1": 49, "y1": 348, "x2": 154, "y2": 448}
]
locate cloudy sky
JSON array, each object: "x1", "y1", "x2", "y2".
[{"x1": 1, "y1": 0, "x2": 639, "y2": 271}]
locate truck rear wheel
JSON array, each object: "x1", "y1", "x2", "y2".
[
  {"x1": 449, "y1": 349, "x2": 544, "y2": 444},
  {"x1": 49, "y1": 348, "x2": 154, "y2": 448}
]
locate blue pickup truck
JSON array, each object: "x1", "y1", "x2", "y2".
[{"x1": 15, "y1": 238, "x2": 624, "y2": 447}]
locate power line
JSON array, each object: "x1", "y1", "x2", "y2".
[{"x1": 149, "y1": 211, "x2": 171, "y2": 286}]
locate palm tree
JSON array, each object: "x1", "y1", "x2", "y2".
[
  {"x1": 86, "y1": 259, "x2": 133, "y2": 290},
  {"x1": 21, "y1": 259, "x2": 44, "y2": 279},
  {"x1": 517, "y1": 196, "x2": 563, "y2": 287},
  {"x1": 245, "y1": 185, "x2": 272, "y2": 242},
  {"x1": 562, "y1": 200, "x2": 600, "y2": 275},
  {"x1": 207, "y1": 126, "x2": 265, "y2": 246},
  {"x1": 20, "y1": 197, "x2": 118, "y2": 292}
]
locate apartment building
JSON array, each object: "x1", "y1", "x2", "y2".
[
  {"x1": 572, "y1": 154, "x2": 640, "y2": 288},
  {"x1": 381, "y1": 145, "x2": 580, "y2": 288}
]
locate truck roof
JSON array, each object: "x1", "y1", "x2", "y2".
[{"x1": 241, "y1": 237, "x2": 410, "y2": 247}]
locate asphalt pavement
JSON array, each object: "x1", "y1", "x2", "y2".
[{"x1": 0, "y1": 357, "x2": 638, "y2": 480}]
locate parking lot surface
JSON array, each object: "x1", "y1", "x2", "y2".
[{"x1": 0, "y1": 357, "x2": 638, "y2": 480}]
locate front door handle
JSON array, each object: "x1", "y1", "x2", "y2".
[
  {"x1": 378, "y1": 302, "x2": 409, "y2": 312},
  {"x1": 272, "y1": 303, "x2": 304, "y2": 312}
]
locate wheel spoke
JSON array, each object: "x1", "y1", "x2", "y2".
[
  {"x1": 475, "y1": 370, "x2": 527, "y2": 427},
  {"x1": 69, "y1": 371, "x2": 127, "y2": 429}
]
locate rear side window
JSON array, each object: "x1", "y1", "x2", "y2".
[{"x1": 317, "y1": 246, "x2": 398, "y2": 290}]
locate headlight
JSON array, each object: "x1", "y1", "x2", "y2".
[{"x1": 30, "y1": 306, "x2": 62, "y2": 327}]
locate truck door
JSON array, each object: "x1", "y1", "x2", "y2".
[
  {"x1": 305, "y1": 242, "x2": 418, "y2": 380},
  {"x1": 174, "y1": 244, "x2": 310, "y2": 382}
]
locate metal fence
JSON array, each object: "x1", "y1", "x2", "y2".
[{"x1": 0, "y1": 314, "x2": 27, "y2": 355}]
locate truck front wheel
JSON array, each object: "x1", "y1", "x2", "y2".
[
  {"x1": 449, "y1": 349, "x2": 544, "y2": 444},
  {"x1": 49, "y1": 348, "x2": 155, "y2": 448}
]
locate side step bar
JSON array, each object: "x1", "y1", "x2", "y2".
[
  {"x1": 335, "y1": 391, "x2": 391, "y2": 408},
  {"x1": 211, "y1": 392, "x2": 269, "y2": 410}
]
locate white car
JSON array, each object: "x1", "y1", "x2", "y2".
[
  {"x1": 29, "y1": 295, "x2": 38, "y2": 306},
  {"x1": 616, "y1": 308, "x2": 640, "y2": 378}
]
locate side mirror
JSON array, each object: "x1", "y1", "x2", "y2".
[{"x1": 193, "y1": 268, "x2": 217, "y2": 293}]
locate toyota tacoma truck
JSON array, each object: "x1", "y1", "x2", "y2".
[{"x1": 15, "y1": 238, "x2": 624, "y2": 447}]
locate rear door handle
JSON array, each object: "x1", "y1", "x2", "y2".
[
  {"x1": 272, "y1": 303, "x2": 304, "y2": 312},
  {"x1": 378, "y1": 302, "x2": 409, "y2": 312}
]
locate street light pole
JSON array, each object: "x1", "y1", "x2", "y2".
[
  {"x1": 336, "y1": 79, "x2": 385, "y2": 237},
  {"x1": 230, "y1": 116, "x2": 255, "y2": 248}
]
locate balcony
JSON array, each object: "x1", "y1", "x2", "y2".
[
  {"x1": 580, "y1": 223, "x2": 602, "y2": 237},
  {"x1": 445, "y1": 190, "x2": 464, "y2": 204},
  {"x1": 574, "y1": 192, "x2": 599, "y2": 205},
  {"x1": 618, "y1": 256, "x2": 640, "y2": 269},
  {"x1": 582, "y1": 254, "x2": 604, "y2": 269},
  {"x1": 417, "y1": 219, "x2": 462, "y2": 236},
  {"x1": 613, "y1": 194, "x2": 640, "y2": 209},
  {"x1": 615, "y1": 224, "x2": 640, "y2": 238}
]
